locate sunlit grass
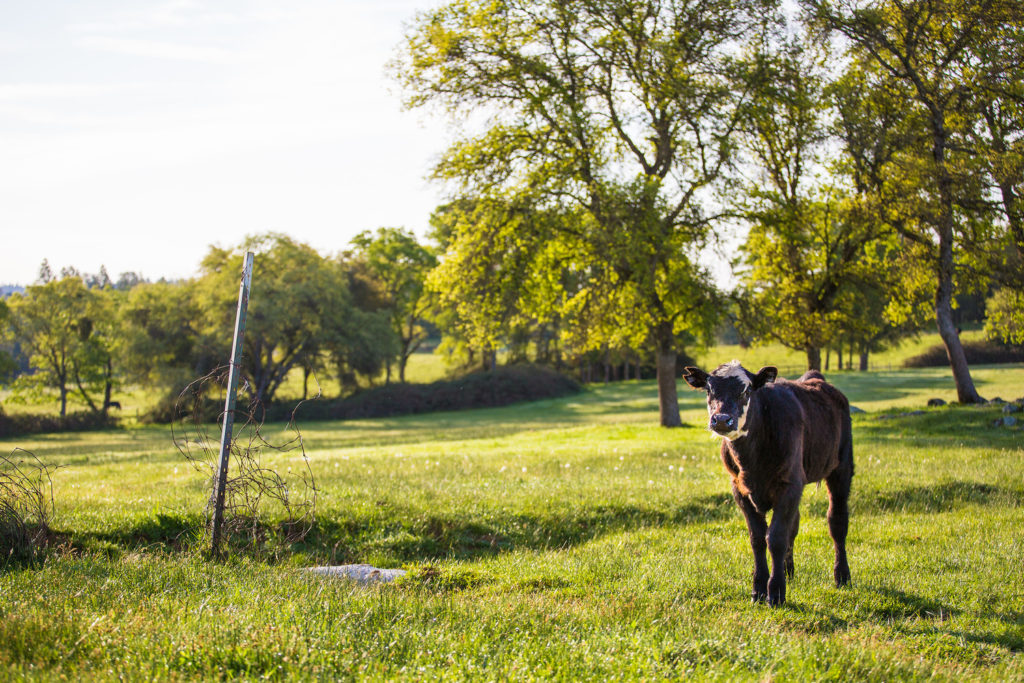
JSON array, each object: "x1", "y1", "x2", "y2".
[
  {"x1": 693, "y1": 328, "x2": 989, "y2": 374},
  {"x1": 2, "y1": 369, "x2": 1022, "y2": 679}
]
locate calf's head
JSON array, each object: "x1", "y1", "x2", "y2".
[{"x1": 682, "y1": 361, "x2": 777, "y2": 440}]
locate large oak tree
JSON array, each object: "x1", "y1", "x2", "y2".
[
  {"x1": 802, "y1": 0, "x2": 1024, "y2": 402},
  {"x1": 396, "y1": 0, "x2": 774, "y2": 425}
]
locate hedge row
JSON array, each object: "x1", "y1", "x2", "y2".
[
  {"x1": 0, "y1": 410, "x2": 118, "y2": 438},
  {"x1": 903, "y1": 341, "x2": 1024, "y2": 368},
  {"x1": 149, "y1": 364, "x2": 583, "y2": 424}
]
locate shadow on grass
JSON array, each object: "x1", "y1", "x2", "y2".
[
  {"x1": 955, "y1": 620, "x2": 1024, "y2": 654},
  {"x1": 780, "y1": 584, "x2": 1023, "y2": 654},
  {"x1": 58, "y1": 512, "x2": 204, "y2": 560},
  {"x1": 853, "y1": 405, "x2": 1021, "y2": 448},
  {"x1": 293, "y1": 492, "x2": 738, "y2": 565},
  {"x1": 867, "y1": 586, "x2": 961, "y2": 620},
  {"x1": 868, "y1": 481, "x2": 1023, "y2": 514},
  {"x1": 50, "y1": 480, "x2": 1022, "y2": 564},
  {"x1": 803, "y1": 480, "x2": 1022, "y2": 519},
  {"x1": 773, "y1": 586, "x2": 957, "y2": 641},
  {"x1": 31, "y1": 494, "x2": 738, "y2": 567}
]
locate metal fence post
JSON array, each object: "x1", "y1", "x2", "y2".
[{"x1": 210, "y1": 251, "x2": 254, "y2": 556}]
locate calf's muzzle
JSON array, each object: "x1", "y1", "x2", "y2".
[{"x1": 710, "y1": 413, "x2": 736, "y2": 434}]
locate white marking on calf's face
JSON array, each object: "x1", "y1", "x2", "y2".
[
  {"x1": 715, "y1": 360, "x2": 753, "y2": 386},
  {"x1": 705, "y1": 362, "x2": 754, "y2": 441},
  {"x1": 710, "y1": 401, "x2": 749, "y2": 441},
  {"x1": 722, "y1": 401, "x2": 751, "y2": 441}
]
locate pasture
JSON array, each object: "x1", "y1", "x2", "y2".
[{"x1": 2, "y1": 366, "x2": 1023, "y2": 680}]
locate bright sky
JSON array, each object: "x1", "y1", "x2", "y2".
[{"x1": 0, "y1": 0, "x2": 450, "y2": 286}]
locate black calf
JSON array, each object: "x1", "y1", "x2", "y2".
[{"x1": 683, "y1": 362, "x2": 854, "y2": 605}]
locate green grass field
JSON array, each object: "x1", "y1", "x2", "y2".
[
  {"x1": 691, "y1": 328, "x2": 991, "y2": 374},
  {"x1": 2, "y1": 366, "x2": 1023, "y2": 680}
]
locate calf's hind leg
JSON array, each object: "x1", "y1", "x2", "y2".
[
  {"x1": 785, "y1": 509, "x2": 799, "y2": 579},
  {"x1": 825, "y1": 466, "x2": 852, "y2": 587}
]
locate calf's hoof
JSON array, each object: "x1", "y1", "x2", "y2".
[
  {"x1": 767, "y1": 577, "x2": 786, "y2": 606},
  {"x1": 752, "y1": 590, "x2": 767, "y2": 604},
  {"x1": 834, "y1": 563, "x2": 851, "y2": 588},
  {"x1": 767, "y1": 589, "x2": 786, "y2": 606}
]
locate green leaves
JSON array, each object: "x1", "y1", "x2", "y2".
[
  {"x1": 196, "y1": 234, "x2": 386, "y2": 403},
  {"x1": 984, "y1": 289, "x2": 1024, "y2": 345},
  {"x1": 347, "y1": 228, "x2": 437, "y2": 383},
  {"x1": 398, "y1": 0, "x2": 754, "y2": 419},
  {"x1": 5, "y1": 277, "x2": 109, "y2": 416}
]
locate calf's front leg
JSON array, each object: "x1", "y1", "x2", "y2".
[
  {"x1": 766, "y1": 486, "x2": 802, "y2": 606},
  {"x1": 733, "y1": 485, "x2": 769, "y2": 603}
]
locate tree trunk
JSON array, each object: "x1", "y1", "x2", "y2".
[
  {"x1": 72, "y1": 366, "x2": 99, "y2": 413},
  {"x1": 837, "y1": 340, "x2": 843, "y2": 370},
  {"x1": 936, "y1": 284, "x2": 983, "y2": 403},
  {"x1": 603, "y1": 345, "x2": 610, "y2": 384},
  {"x1": 825, "y1": 348, "x2": 831, "y2": 371},
  {"x1": 59, "y1": 385, "x2": 68, "y2": 419},
  {"x1": 101, "y1": 356, "x2": 113, "y2": 414},
  {"x1": 398, "y1": 353, "x2": 409, "y2": 383},
  {"x1": 859, "y1": 350, "x2": 869, "y2": 371},
  {"x1": 655, "y1": 325, "x2": 681, "y2": 427},
  {"x1": 806, "y1": 347, "x2": 821, "y2": 372},
  {"x1": 932, "y1": 121, "x2": 984, "y2": 404}
]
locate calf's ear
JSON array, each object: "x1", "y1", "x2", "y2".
[
  {"x1": 682, "y1": 366, "x2": 709, "y2": 389},
  {"x1": 753, "y1": 366, "x2": 777, "y2": 389}
]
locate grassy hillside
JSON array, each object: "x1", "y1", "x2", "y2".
[{"x1": 2, "y1": 368, "x2": 1022, "y2": 680}]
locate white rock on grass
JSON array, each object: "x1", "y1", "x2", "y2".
[{"x1": 306, "y1": 564, "x2": 407, "y2": 585}]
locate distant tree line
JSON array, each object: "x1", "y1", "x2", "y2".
[{"x1": 0, "y1": 232, "x2": 435, "y2": 420}]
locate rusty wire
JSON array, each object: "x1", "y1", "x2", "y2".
[{"x1": 171, "y1": 366, "x2": 319, "y2": 552}]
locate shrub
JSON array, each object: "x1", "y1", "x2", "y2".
[
  {"x1": 145, "y1": 364, "x2": 582, "y2": 424},
  {"x1": 0, "y1": 408, "x2": 118, "y2": 438},
  {"x1": 316, "y1": 364, "x2": 582, "y2": 420},
  {"x1": 902, "y1": 340, "x2": 1024, "y2": 368}
]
